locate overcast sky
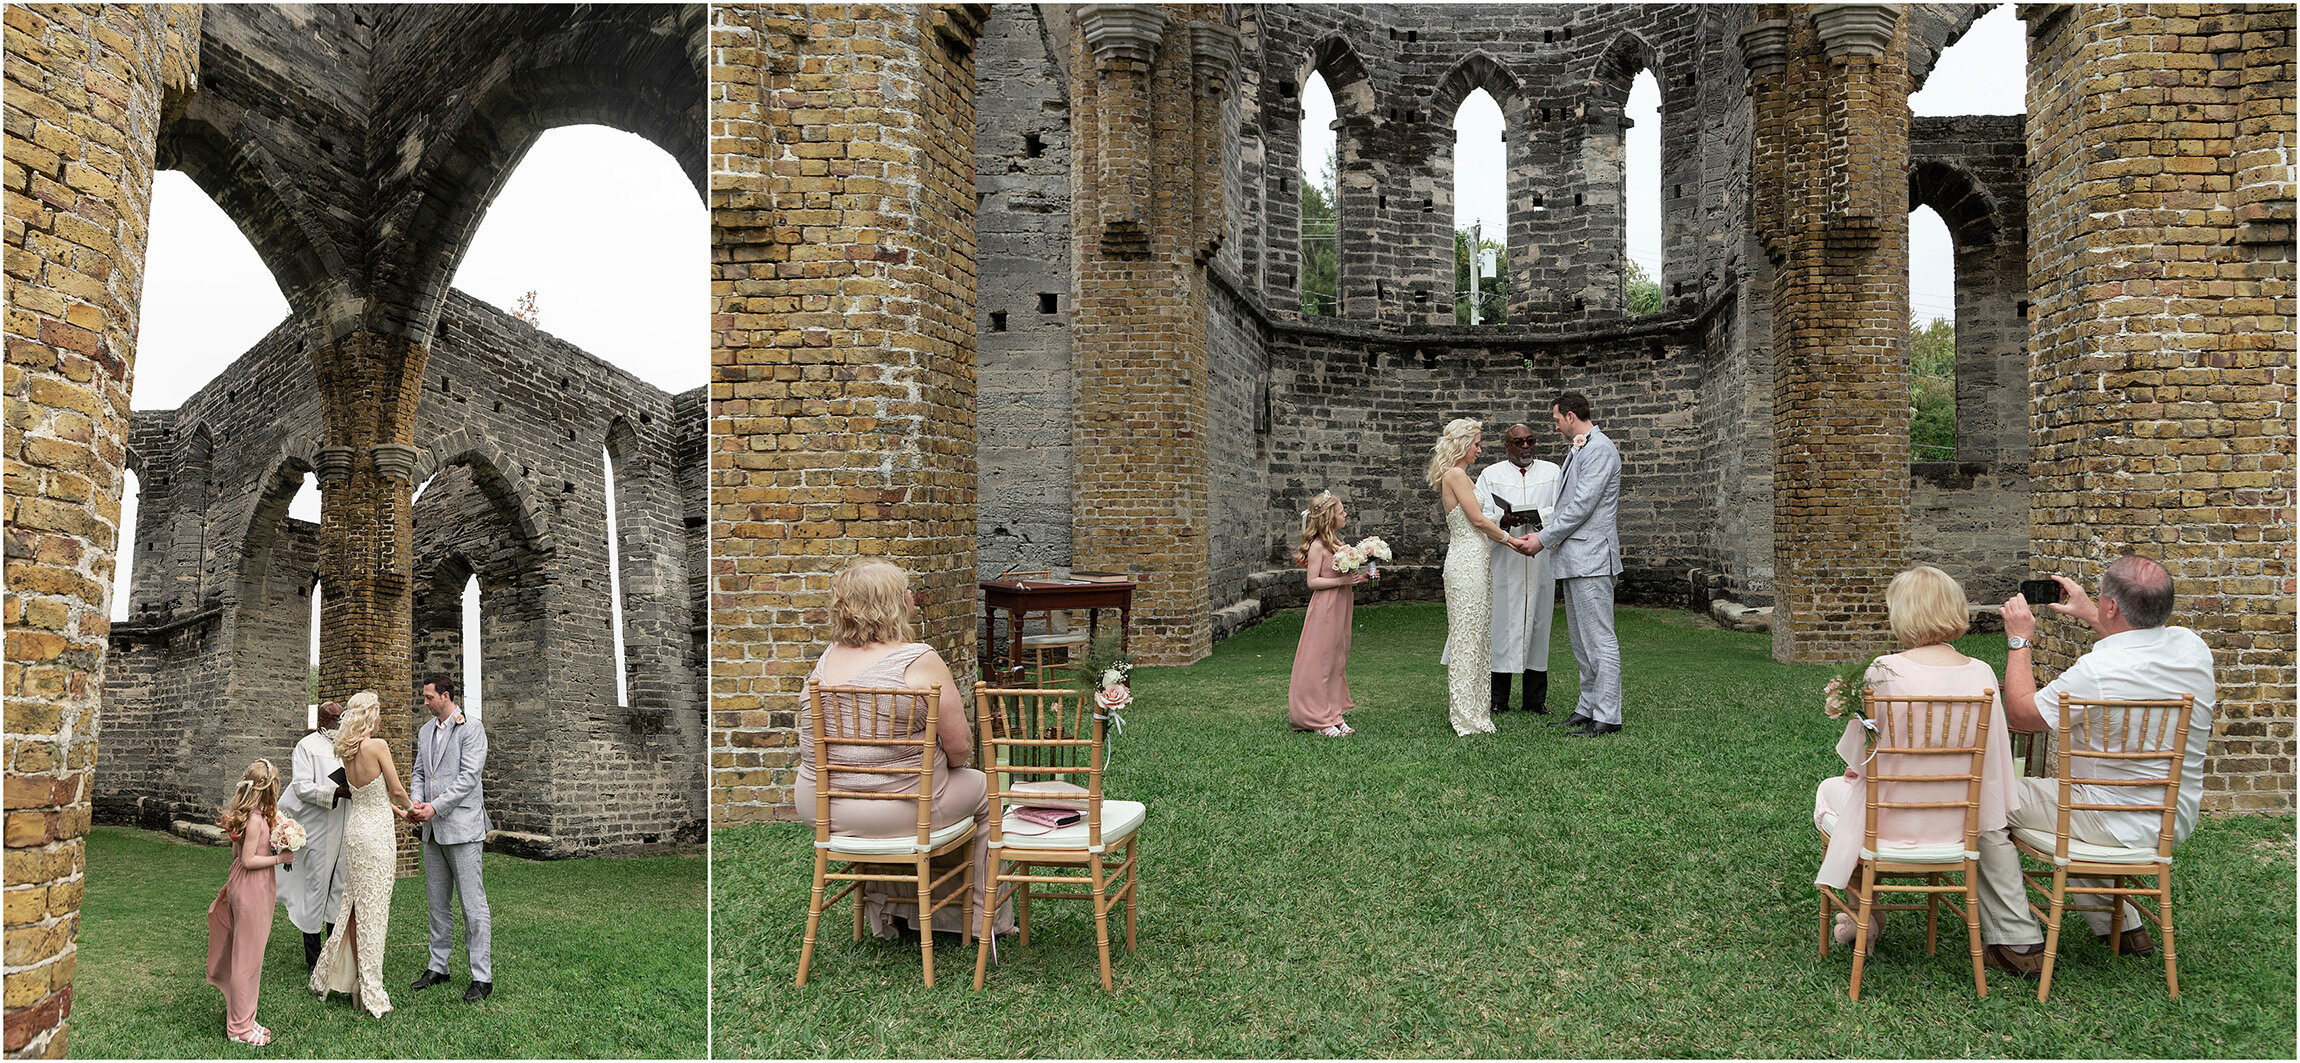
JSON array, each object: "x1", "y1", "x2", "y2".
[{"x1": 1307, "y1": 3, "x2": 2026, "y2": 323}]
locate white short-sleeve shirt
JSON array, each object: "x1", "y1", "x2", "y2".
[{"x1": 2034, "y1": 626, "x2": 2218, "y2": 846}]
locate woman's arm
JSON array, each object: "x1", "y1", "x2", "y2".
[
  {"x1": 369, "y1": 740, "x2": 413, "y2": 812},
  {"x1": 909, "y1": 650, "x2": 973, "y2": 767},
  {"x1": 239, "y1": 814, "x2": 292, "y2": 870},
  {"x1": 1443, "y1": 469, "x2": 1510, "y2": 542},
  {"x1": 1303, "y1": 543, "x2": 1367, "y2": 590}
]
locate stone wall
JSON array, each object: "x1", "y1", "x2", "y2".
[
  {"x1": 708, "y1": 4, "x2": 990, "y2": 825},
  {"x1": 2022, "y1": 2, "x2": 2295, "y2": 813},
  {"x1": 101, "y1": 291, "x2": 707, "y2": 853}
]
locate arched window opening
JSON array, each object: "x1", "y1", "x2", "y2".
[
  {"x1": 1298, "y1": 73, "x2": 1340, "y2": 317},
  {"x1": 463, "y1": 574, "x2": 484, "y2": 722},
  {"x1": 601, "y1": 444, "x2": 630, "y2": 707},
  {"x1": 1911, "y1": 5, "x2": 2026, "y2": 116},
  {"x1": 306, "y1": 578, "x2": 322, "y2": 727},
  {"x1": 288, "y1": 470, "x2": 319, "y2": 524},
  {"x1": 139, "y1": 173, "x2": 292, "y2": 412},
  {"x1": 112, "y1": 469, "x2": 140, "y2": 622},
  {"x1": 1908, "y1": 206, "x2": 1958, "y2": 460},
  {"x1": 452, "y1": 125, "x2": 706, "y2": 393},
  {"x1": 1624, "y1": 70, "x2": 1663, "y2": 316},
  {"x1": 1452, "y1": 89, "x2": 1508, "y2": 325}
]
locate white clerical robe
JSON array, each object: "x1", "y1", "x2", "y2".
[
  {"x1": 1476, "y1": 457, "x2": 1561, "y2": 671},
  {"x1": 276, "y1": 728, "x2": 348, "y2": 933}
]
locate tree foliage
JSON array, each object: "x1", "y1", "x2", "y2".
[
  {"x1": 1300, "y1": 149, "x2": 1339, "y2": 316},
  {"x1": 1910, "y1": 316, "x2": 1957, "y2": 459},
  {"x1": 1626, "y1": 259, "x2": 1664, "y2": 316},
  {"x1": 1454, "y1": 227, "x2": 1506, "y2": 324}
]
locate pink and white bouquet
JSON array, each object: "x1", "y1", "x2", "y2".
[
  {"x1": 270, "y1": 815, "x2": 308, "y2": 852},
  {"x1": 1332, "y1": 536, "x2": 1392, "y2": 580},
  {"x1": 1331, "y1": 544, "x2": 1368, "y2": 573}
]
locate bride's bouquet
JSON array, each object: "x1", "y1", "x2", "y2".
[{"x1": 270, "y1": 815, "x2": 308, "y2": 852}]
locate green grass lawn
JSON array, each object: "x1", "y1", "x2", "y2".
[
  {"x1": 70, "y1": 827, "x2": 704, "y2": 1058},
  {"x1": 712, "y1": 602, "x2": 2297, "y2": 1059}
]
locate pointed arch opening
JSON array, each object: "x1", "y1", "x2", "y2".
[
  {"x1": 1299, "y1": 73, "x2": 1340, "y2": 317},
  {"x1": 450, "y1": 125, "x2": 706, "y2": 393},
  {"x1": 136, "y1": 173, "x2": 292, "y2": 411},
  {"x1": 1452, "y1": 89, "x2": 1508, "y2": 324},
  {"x1": 1624, "y1": 69, "x2": 1663, "y2": 316}
]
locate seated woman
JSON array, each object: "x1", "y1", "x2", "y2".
[
  {"x1": 1814, "y1": 565, "x2": 2020, "y2": 949},
  {"x1": 802, "y1": 559, "x2": 1011, "y2": 937}
]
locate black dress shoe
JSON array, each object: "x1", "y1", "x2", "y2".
[
  {"x1": 411, "y1": 969, "x2": 452, "y2": 992},
  {"x1": 1568, "y1": 721, "x2": 1622, "y2": 737},
  {"x1": 463, "y1": 980, "x2": 493, "y2": 1002},
  {"x1": 1547, "y1": 714, "x2": 1590, "y2": 729}
]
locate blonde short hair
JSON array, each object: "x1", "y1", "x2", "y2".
[
  {"x1": 334, "y1": 690, "x2": 380, "y2": 762},
  {"x1": 1425, "y1": 418, "x2": 1483, "y2": 488},
  {"x1": 829, "y1": 560, "x2": 913, "y2": 646},
  {"x1": 1886, "y1": 566, "x2": 1970, "y2": 648}
]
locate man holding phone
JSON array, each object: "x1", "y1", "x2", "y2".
[{"x1": 1971, "y1": 554, "x2": 2218, "y2": 977}]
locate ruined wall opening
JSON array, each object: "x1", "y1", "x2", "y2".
[
  {"x1": 1452, "y1": 89, "x2": 1507, "y2": 325},
  {"x1": 1298, "y1": 72, "x2": 1340, "y2": 317},
  {"x1": 602, "y1": 442, "x2": 631, "y2": 707},
  {"x1": 450, "y1": 124, "x2": 707, "y2": 393},
  {"x1": 1908, "y1": 205, "x2": 1958, "y2": 460},
  {"x1": 306, "y1": 577, "x2": 321, "y2": 725},
  {"x1": 1624, "y1": 69, "x2": 1663, "y2": 316},
  {"x1": 111, "y1": 469, "x2": 140, "y2": 622},
  {"x1": 137, "y1": 173, "x2": 291, "y2": 411}
]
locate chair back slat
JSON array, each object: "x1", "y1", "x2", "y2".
[
  {"x1": 975, "y1": 684, "x2": 1106, "y2": 848},
  {"x1": 2051, "y1": 695, "x2": 2195, "y2": 862},
  {"x1": 804, "y1": 679, "x2": 942, "y2": 849},
  {"x1": 1860, "y1": 692, "x2": 1995, "y2": 850}
]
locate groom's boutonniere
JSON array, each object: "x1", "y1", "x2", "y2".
[
  {"x1": 453, "y1": 712, "x2": 467, "y2": 726},
  {"x1": 1571, "y1": 431, "x2": 1591, "y2": 450}
]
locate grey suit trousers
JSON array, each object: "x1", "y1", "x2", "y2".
[
  {"x1": 1560, "y1": 575, "x2": 1622, "y2": 725},
  {"x1": 424, "y1": 835, "x2": 491, "y2": 982}
]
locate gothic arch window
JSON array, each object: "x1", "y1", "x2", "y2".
[
  {"x1": 1908, "y1": 204, "x2": 1958, "y2": 460},
  {"x1": 1624, "y1": 68, "x2": 1663, "y2": 316},
  {"x1": 137, "y1": 173, "x2": 291, "y2": 410},
  {"x1": 601, "y1": 434, "x2": 634, "y2": 707},
  {"x1": 111, "y1": 469, "x2": 140, "y2": 622},
  {"x1": 1299, "y1": 72, "x2": 1340, "y2": 317},
  {"x1": 1451, "y1": 89, "x2": 1508, "y2": 324}
]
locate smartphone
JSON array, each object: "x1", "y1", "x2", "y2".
[{"x1": 2019, "y1": 578, "x2": 2064, "y2": 605}]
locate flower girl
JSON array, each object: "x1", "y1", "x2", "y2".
[
  {"x1": 1288, "y1": 491, "x2": 1372, "y2": 736},
  {"x1": 207, "y1": 759, "x2": 297, "y2": 1045}
]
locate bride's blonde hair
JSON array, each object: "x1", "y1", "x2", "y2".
[
  {"x1": 1426, "y1": 418, "x2": 1482, "y2": 487},
  {"x1": 333, "y1": 690, "x2": 380, "y2": 762},
  {"x1": 1293, "y1": 491, "x2": 1345, "y2": 566},
  {"x1": 219, "y1": 759, "x2": 281, "y2": 840}
]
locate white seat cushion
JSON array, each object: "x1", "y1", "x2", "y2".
[
  {"x1": 2009, "y1": 825, "x2": 2167, "y2": 865},
  {"x1": 998, "y1": 800, "x2": 1145, "y2": 851},
  {"x1": 1818, "y1": 810, "x2": 1970, "y2": 864},
  {"x1": 824, "y1": 816, "x2": 973, "y2": 856},
  {"x1": 1020, "y1": 632, "x2": 1089, "y2": 648}
]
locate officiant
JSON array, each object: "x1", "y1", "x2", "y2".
[
  {"x1": 1477, "y1": 423, "x2": 1562, "y2": 715},
  {"x1": 278, "y1": 699, "x2": 351, "y2": 969}
]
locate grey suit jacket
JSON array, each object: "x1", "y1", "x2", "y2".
[
  {"x1": 1543, "y1": 426, "x2": 1623, "y2": 579},
  {"x1": 412, "y1": 714, "x2": 491, "y2": 846}
]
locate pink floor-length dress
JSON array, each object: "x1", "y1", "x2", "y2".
[
  {"x1": 1813, "y1": 654, "x2": 2020, "y2": 888},
  {"x1": 1288, "y1": 542, "x2": 1356, "y2": 731},
  {"x1": 206, "y1": 812, "x2": 278, "y2": 1040}
]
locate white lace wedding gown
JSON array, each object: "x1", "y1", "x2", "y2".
[
  {"x1": 310, "y1": 774, "x2": 393, "y2": 1016},
  {"x1": 1443, "y1": 505, "x2": 1497, "y2": 735}
]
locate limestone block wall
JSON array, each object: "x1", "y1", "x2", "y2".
[
  {"x1": 2022, "y1": 2, "x2": 2295, "y2": 813},
  {"x1": 708, "y1": 4, "x2": 989, "y2": 825}
]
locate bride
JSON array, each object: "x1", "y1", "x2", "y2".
[
  {"x1": 309, "y1": 691, "x2": 414, "y2": 1016},
  {"x1": 1428, "y1": 418, "x2": 1520, "y2": 736}
]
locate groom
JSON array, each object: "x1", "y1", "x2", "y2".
[
  {"x1": 409, "y1": 674, "x2": 494, "y2": 1001},
  {"x1": 1513, "y1": 391, "x2": 1625, "y2": 736}
]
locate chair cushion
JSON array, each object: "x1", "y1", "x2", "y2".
[
  {"x1": 998, "y1": 800, "x2": 1145, "y2": 851},
  {"x1": 1818, "y1": 810, "x2": 1971, "y2": 864},
  {"x1": 825, "y1": 816, "x2": 973, "y2": 856},
  {"x1": 2009, "y1": 825, "x2": 2168, "y2": 865},
  {"x1": 1020, "y1": 632, "x2": 1089, "y2": 648}
]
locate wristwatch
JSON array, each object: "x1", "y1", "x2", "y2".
[{"x1": 2006, "y1": 635, "x2": 2032, "y2": 651}]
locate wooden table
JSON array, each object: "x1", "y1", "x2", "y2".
[{"x1": 979, "y1": 578, "x2": 1135, "y2": 682}]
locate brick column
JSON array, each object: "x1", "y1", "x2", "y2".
[
  {"x1": 1070, "y1": 4, "x2": 1233, "y2": 665},
  {"x1": 310, "y1": 330, "x2": 428, "y2": 873},
  {"x1": 1746, "y1": 3, "x2": 1913, "y2": 663},
  {"x1": 2022, "y1": 3, "x2": 2295, "y2": 813},
  {"x1": 3, "y1": 5, "x2": 197, "y2": 1056},
  {"x1": 709, "y1": 4, "x2": 987, "y2": 824}
]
